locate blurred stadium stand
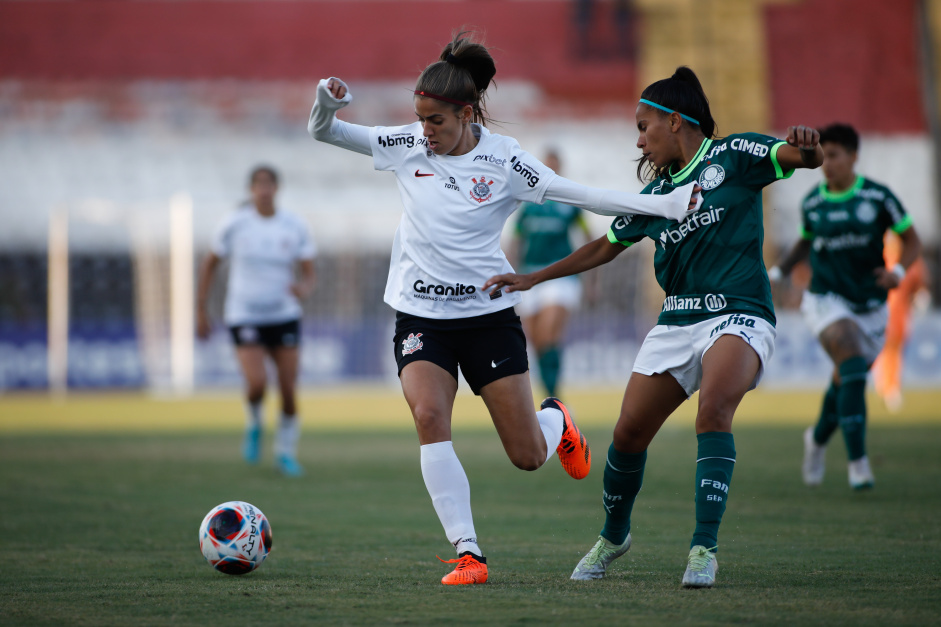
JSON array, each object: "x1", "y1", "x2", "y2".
[{"x1": 0, "y1": 0, "x2": 939, "y2": 391}]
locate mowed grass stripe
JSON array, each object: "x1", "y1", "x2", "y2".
[{"x1": 1, "y1": 388, "x2": 940, "y2": 433}]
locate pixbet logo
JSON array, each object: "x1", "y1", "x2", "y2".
[{"x1": 473, "y1": 154, "x2": 507, "y2": 166}]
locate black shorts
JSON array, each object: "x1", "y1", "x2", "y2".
[
  {"x1": 229, "y1": 319, "x2": 301, "y2": 348},
  {"x1": 393, "y1": 308, "x2": 529, "y2": 395}
]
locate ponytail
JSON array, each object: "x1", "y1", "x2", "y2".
[
  {"x1": 636, "y1": 66, "x2": 717, "y2": 181},
  {"x1": 414, "y1": 30, "x2": 496, "y2": 125}
]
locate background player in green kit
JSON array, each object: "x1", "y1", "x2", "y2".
[
  {"x1": 513, "y1": 150, "x2": 592, "y2": 398},
  {"x1": 769, "y1": 123, "x2": 922, "y2": 490},
  {"x1": 485, "y1": 66, "x2": 823, "y2": 588}
]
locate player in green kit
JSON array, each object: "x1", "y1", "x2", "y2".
[
  {"x1": 514, "y1": 150, "x2": 592, "y2": 398},
  {"x1": 485, "y1": 67, "x2": 823, "y2": 588},
  {"x1": 768, "y1": 123, "x2": 922, "y2": 490}
]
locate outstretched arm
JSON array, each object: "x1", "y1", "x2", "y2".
[
  {"x1": 543, "y1": 176, "x2": 701, "y2": 222},
  {"x1": 775, "y1": 125, "x2": 824, "y2": 171},
  {"x1": 307, "y1": 77, "x2": 373, "y2": 156},
  {"x1": 483, "y1": 235, "x2": 626, "y2": 294}
]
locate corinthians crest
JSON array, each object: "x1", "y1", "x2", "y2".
[
  {"x1": 469, "y1": 175, "x2": 494, "y2": 203},
  {"x1": 401, "y1": 332, "x2": 423, "y2": 356}
]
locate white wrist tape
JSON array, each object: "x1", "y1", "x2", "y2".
[{"x1": 891, "y1": 263, "x2": 906, "y2": 281}]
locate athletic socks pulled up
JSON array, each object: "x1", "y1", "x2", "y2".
[
  {"x1": 420, "y1": 441, "x2": 482, "y2": 558},
  {"x1": 691, "y1": 431, "x2": 736, "y2": 552},
  {"x1": 535, "y1": 407, "x2": 564, "y2": 463},
  {"x1": 812, "y1": 380, "x2": 840, "y2": 446},
  {"x1": 537, "y1": 346, "x2": 562, "y2": 398},
  {"x1": 600, "y1": 444, "x2": 646, "y2": 546},
  {"x1": 275, "y1": 412, "x2": 300, "y2": 458},
  {"x1": 837, "y1": 356, "x2": 869, "y2": 461}
]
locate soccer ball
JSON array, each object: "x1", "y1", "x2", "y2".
[{"x1": 198, "y1": 501, "x2": 272, "y2": 575}]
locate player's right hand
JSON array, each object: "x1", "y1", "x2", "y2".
[{"x1": 482, "y1": 272, "x2": 535, "y2": 294}]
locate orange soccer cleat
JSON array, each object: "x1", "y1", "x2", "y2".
[
  {"x1": 438, "y1": 552, "x2": 488, "y2": 585},
  {"x1": 542, "y1": 397, "x2": 591, "y2": 479}
]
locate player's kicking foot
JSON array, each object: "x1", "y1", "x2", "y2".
[
  {"x1": 243, "y1": 425, "x2": 261, "y2": 464},
  {"x1": 848, "y1": 456, "x2": 874, "y2": 490},
  {"x1": 571, "y1": 534, "x2": 632, "y2": 580},
  {"x1": 802, "y1": 426, "x2": 826, "y2": 486},
  {"x1": 541, "y1": 397, "x2": 591, "y2": 479},
  {"x1": 276, "y1": 453, "x2": 305, "y2": 477},
  {"x1": 682, "y1": 545, "x2": 718, "y2": 588},
  {"x1": 438, "y1": 552, "x2": 488, "y2": 585}
]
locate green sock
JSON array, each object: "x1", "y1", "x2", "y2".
[
  {"x1": 691, "y1": 432, "x2": 736, "y2": 552},
  {"x1": 600, "y1": 444, "x2": 646, "y2": 545},
  {"x1": 837, "y1": 356, "x2": 869, "y2": 461},
  {"x1": 537, "y1": 346, "x2": 561, "y2": 398},
  {"x1": 812, "y1": 381, "x2": 840, "y2": 445}
]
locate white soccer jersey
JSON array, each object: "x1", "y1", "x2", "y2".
[
  {"x1": 371, "y1": 122, "x2": 554, "y2": 318},
  {"x1": 211, "y1": 207, "x2": 317, "y2": 326}
]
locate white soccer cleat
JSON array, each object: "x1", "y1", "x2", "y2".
[
  {"x1": 802, "y1": 426, "x2": 826, "y2": 486},
  {"x1": 570, "y1": 534, "x2": 631, "y2": 580},
  {"x1": 848, "y1": 456, "x2": 874, "y2": 490},
  {"x1": 682, "y1": 545, "x2": 718, "y2": 588}
]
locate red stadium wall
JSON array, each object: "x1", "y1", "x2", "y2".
[
  {"x1": 764, "y1": 0, "x2": 925, "y2": 133},
  {"x1": 0, "y1": 1, "x2": 636, "y2": 101},
  {"x1": 0, "y1": 0, "x2": 927, "y2": 132}
]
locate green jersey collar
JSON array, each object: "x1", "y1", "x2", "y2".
[
  {"x1": 819, "y1": 175, "x2": 864, "y2": 202},
  {"x1": 669, "y1": 138, "x2": 713, "y2": 184}
]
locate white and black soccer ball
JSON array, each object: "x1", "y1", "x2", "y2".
[{"x1": 198, "y1": 501, "x2": 272, "y2": 575}]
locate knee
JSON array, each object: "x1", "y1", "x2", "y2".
[
  {"x1": 696, "y1": 397, "x2": 733, "y2": 433},
  {"x1": 411, "y1": 403, "x2": 448, "y2": 436},
  {"x1": 612, "y1": 415, "x2": 648, "y2": 454},
  {"x1": 508, "y1": 447, "x2": 545, "y2": 472}
]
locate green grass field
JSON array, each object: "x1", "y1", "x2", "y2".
[{"x1": 2, "y1": 389, "x2": 940, "y2": 625}]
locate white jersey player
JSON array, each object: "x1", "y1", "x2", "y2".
[
  {"x1": 196, "y1": 166, "x2": 317, "y2": 477},
  {"x1": 307, "y1": 31, "x2": 699, "y2": 586}
]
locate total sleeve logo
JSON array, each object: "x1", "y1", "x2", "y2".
[{"x1": 469, "y1": 175, "x2": 494, "y2": 203}]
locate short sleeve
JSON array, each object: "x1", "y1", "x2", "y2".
[
  {"x1": 508, "y1": 149, "x2": 557, "y2": 204},
  {"x1": 883, "y1": 188, "x2": 913, "y2": 234},
  {"x1": 211, "y1": 213, "x2": 239, "y2": 258},
  {"x1": 606, "y1": 213, "x2": 647, "y2": 247},
  {"x1": 727, "y1": 133, "x2": 794, "y2": 190},
  {"x1": 296, "y1": 218, "x2": 317, "y2": 260},
  {"x1": 370, "y1": 122, "x2": 424, "y2": 172}
]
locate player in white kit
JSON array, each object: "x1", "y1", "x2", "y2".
[
  {"x1": 308, "y1": 32, "x2": 700, "y2": 585},
  {"x1": 197, "y1": 166, "x2": 317, "y2": 477}
]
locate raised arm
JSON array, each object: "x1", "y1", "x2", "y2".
[
  {"x1": 483, "y1": 235, "x2": 626, "y2": 295},
  {"x1": 307, "y1": 78, "x2": 373, "y2": 156},
  {"x1": 544, "y1": 176, "x2": 701, "y2": 222},
  {"x1": 775, "y1": 125, "x2": 824, "y2": 171}
]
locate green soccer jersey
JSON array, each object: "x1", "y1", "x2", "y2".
[
  {"x1": 515, "y1": 200, "x2": 584, "y2": 273},
  {"x1": 800, "y1": 175, "x2": 912, "y2": 311},
  {"x1": 607, "y1": 133, "x2": 794, "y2": 326}
]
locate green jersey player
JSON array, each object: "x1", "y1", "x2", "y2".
[
  {"x1": 514, "y1": 150, "x2": 592, "y2": 398},
  {"x1": 485, "y1": 66, "x2": 823, "y2": 588},
  {"x1": 770, "y1": 123, "x2": 922, "y2": 490}
]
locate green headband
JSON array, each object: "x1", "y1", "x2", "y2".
[{"x1": 639, "y1": 98, "x2": 700, "y2": 126}]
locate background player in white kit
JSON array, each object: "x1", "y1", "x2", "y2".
[
  {"x1": 308, "y1": 32, "x2": 700, "y2": 585},
  {"x1": 196, "y1": 166, "x2": 317, "y2": 477}
]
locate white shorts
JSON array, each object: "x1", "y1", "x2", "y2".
[
  {"x1": 633, "y1": 313, "x2": 776, "y2": 397},
  {"x1": 516, "y1": 276, "x2": 583, "y2": 318},
  {"x1": 800, "y1": 291, "x2": 888, "y2": 363}
]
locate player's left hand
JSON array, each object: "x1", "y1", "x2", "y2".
[
  {"x1": 290, "y1": 283, "x2": 313, "y2": 300},
  {"x1": 688, "y1": 184, "x2": 703, "y2": 213},
  {"x1": 786, "y1": 125, "x2": 820, "y2": 151},
  {"x1": 874, "y1": 267, "x2": 902, "y2": 290},
  {"x1": 482, "y1": 272, "x2": 535, "y2": 294}
]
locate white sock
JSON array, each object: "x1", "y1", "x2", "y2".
[
  {"x1": 420, "y1": 441, "x2": 482, "y2": 557},
  {"x1": 245, "y1": 401, "x2": 263, "y2": 429},
  {"x1": 275, "y1": 413, "x2": 299, "y2": 457},
  {"x1": 536, "y1": 408, "x2": 564, "y2": 463}
]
